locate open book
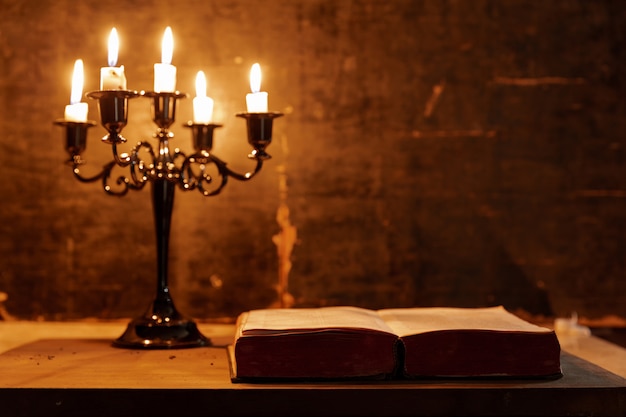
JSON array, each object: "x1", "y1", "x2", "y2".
[{"x1": 230, "y1": 305, "x2": 562, "y2": 381}]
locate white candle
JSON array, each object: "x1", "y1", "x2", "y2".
[
  {"x1": 64, "y1": 59, "x2": 88, "y2": 122},
  {"x1": 193, "y1": 71, "x2": 214, "y2": 124},
  {"x1": 100, "y1": 28, "x2": 127, "y2": 90},
  {"x1": 154, "y1": 27, "x2": 177, "y2": 92},
  {"x1": 246, "y1": 63, "x2": 268, "y2": 113}
]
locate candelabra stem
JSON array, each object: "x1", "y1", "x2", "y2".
[
  {"x1": 112, "y1": 179, "x2": 210, "y2": 349},
  {"x1": 154, "y1": 178, "x2": 173, "y2": 297}
]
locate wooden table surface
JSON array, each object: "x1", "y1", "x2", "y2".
[{"x1": 0, "y1": 321, "x2": 624, "y2": 416}]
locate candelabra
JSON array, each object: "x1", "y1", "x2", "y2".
[{"x1": 55, "y1": 89, "x2": 282, "y2": 349}]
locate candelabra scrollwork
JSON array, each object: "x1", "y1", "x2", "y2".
[{"x1": 55, "y1": 89, "x2": 282, "y2": 349}]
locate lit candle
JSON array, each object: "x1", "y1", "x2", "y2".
[
  {"x1": 64, "y1": 59, "x2": 88, "y2": 122},
  {"x1": 246, "y1": 63, "x2": 268, "y2": 113},
  {"x1": 100, "y1": 28, "x2": 127, "y2": 90},
  {"x1": 193, "y1": 71, "x2": 214, "y2": 124},
  {"x1": 154, "y1": 27, "x2": 177, "y2": 92}
]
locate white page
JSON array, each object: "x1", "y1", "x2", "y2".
[
  {"x1": 377, "y1": 306, "x2": 552, "y2": 338},
  {"x1": 241, "y1": 306, "x2": 395, "y2": 336}
]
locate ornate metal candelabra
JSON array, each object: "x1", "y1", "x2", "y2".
[{"x1": 55, "y1": 89, "x2": 282, "y2": 349}]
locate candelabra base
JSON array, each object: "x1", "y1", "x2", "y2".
[{"x1": 112, "y1": 299, "x2": 210, "y2": 349}]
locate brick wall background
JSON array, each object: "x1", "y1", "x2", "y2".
[{"x1": 0, "y1": 0, "x2": 624, "y2": 322}]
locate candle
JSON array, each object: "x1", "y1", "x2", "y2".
[
  {"x1": 246, "y1": 63, "x2": 268, "y2": 113},
  {"x1": 193, "y1": 71, "x2": 214, "y2": 124},
  {"x1": 64, "y1": 59, "x2": 88, "y2": 122},
  {"x1": 100, "y1": 28, "x2": 127, "y2": 90},
  {"x1": 154, "y1": 27, "x2": 177, "y2": 92}
]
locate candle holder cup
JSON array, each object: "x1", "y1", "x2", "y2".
[
  {"x1": 237, "y1": 112, "x2": 283, "y2": 160},
  {"x1": 55, "y1": 89, "x2": 283, "y2": 349},
  {"x1": 53, "y1": 120, "x2": 97, "y2": 165},
  {"x1": 144, "y1": 91, "x2": 187, "y2": 130},
  {"x1": 185, "y1": 122, "x2": 223, "y2": 152},
  {"x1": 86, "y1": 90, "x2": 140, "y2": 144}
]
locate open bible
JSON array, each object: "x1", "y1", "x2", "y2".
[{"x1": 230, "y1": 305, "x2": 562, "y2": 381}]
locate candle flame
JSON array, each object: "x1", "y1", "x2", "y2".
[
  {"x1": 250, "y1": 63, "x2": 261, "y2": 93},
  {"x1": 108, "y1": 28, "x2": 119, "y2": 67},
  {"x1": 70, "y1": 59, "x2": 84, "y2": 105},
  {"x1": 161, "y1": 27, "x2": 173, "y2": 65},
  {"x1": 195, "y1": 71, "x2": 207, "y2": 98}
]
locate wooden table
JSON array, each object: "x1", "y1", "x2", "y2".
[{"x1": 0, "y1": 321, "x2": 624, "y2": 417}]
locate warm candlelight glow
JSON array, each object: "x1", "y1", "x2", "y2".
[
  {"x1": 193, "y1": 71, "x2": 214, "y2": 124},
  {"x1": 70, "y1": 59, "x2": 84, "y2": 105},
  {"x1": 196, "y1": 71, "x2": 207, "y2": 97},
  {"x1": 100, "y1": 27, "x2": 127, "y2": 90},
  {"x1": 65, "y1": 59, "x2": 88, "y2": 122},
  {"x1": 250, "y1": 63, "x2": 261, "y2": 93},
  {"x1": 154, "y1": 26, "x2": 177, "y2": 92},
  {"x1": 246, "y1": 63, "x2": 268, "y2": 113},
  {"x1": 108, "y1": 28, "x2": 119, "y2": 67},
  {"x1": 162, "y1": 26, "x2": 173, "y2": 65}
]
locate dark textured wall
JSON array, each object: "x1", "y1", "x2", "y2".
[{"x1": 0, "y1": 0, "x2": 624, "y2": 322}]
